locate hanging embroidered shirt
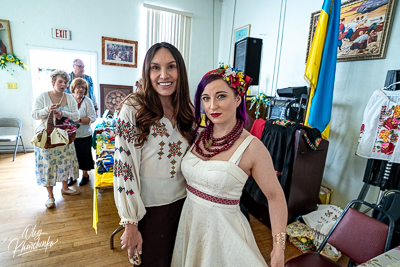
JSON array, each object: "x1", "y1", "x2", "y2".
[{"x1": 356, "y1": 89, "x2": 400, "y2": 163}]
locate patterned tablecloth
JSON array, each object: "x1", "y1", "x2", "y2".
[{"x1": 357, "y1": 246, "x2": 400, "y2": 267}]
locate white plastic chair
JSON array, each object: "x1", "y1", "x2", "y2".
[{"x1": 0, "y1": 118, "x2": 26, "y2": 161}]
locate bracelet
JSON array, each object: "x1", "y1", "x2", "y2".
[
  {"x1": 120, "y1": 221, "x2": 138, "y2": 227},
  {"x1": 273, "y1": 232, "x2": 286, "y2": 251}
]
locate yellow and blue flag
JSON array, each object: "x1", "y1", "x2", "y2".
[{"x1": 304, "y1": 0, "x2": 341, "y2": 140}]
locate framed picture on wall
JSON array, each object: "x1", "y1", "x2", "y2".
[
  {"x1": 100, "y1": 84, "x2": 133, "y2": 115},
  {"x1": 306, "y1": 0, "x2": 397, "y2": 62},
  {"x1": 0, "y1": 19, "x2": 13, "y2": 54},
  {"x1": 102, "y1": 36, "x2": 138, "y2": 68},
  {"x1": 232, "y1": 24, "x2": 251, "y2": 63}
]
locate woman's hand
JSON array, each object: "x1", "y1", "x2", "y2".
[
  {"x1": 53, "y1": 110, "x2": 63, "y2": 120},
  {"x1": 269, "y1": 248, "x2": 285, "y2": 267},
  {"x1": 48, "y1": 104, "x2": 58, "y2": 111},
  {"x1": 120, "y1": 224, "x2": 143, "y2": 259}
]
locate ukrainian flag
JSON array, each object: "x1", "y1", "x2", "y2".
[{"x1": 304, "y1": 0, "x2": 341, "y2": 140}]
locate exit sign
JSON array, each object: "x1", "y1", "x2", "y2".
[{"x1": 51, "y1": 28, "x2": 71, "y2": 40}]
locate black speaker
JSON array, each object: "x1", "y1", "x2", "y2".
[{"x1": 233, "y1": 37, "x2": 262, "y2": 85}]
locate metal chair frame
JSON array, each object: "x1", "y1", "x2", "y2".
[
  {"x1": 317, "y1": 199, "x2": 394, "y2": 254},
  {"x1": 0, "y1": 118, "x2": 26, "y2": 161},
  {"x1": 285, "y1": 199, "x2": 395, "y2": 267}
]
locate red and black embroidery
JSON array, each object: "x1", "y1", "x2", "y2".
[
  {"x1": 114, "y1": 160, "x2": 135, "y2": 182},
  {"x1": 116, "y1": 146, "x2": 131, "y2": 156},
  {"x1": 118, "y1": 186, "x2": 125, "y2": 193},
  {"x1": 152, "y1": 122, "x2": 170, "y2": 138},
  {"x1": 186, "y1": 184, "x2": 240, "y2": 205},
  {"x1": 167, "y1": 141, "x2": 183, "y2": 178},
  {"x1": 125, "y1": 189, "x2": 134, "y2": 195},
  {"x1": 168, "y1": 141, "x2": 182, "y2": 158},
  {"x1": 170, "y1": 159, "x2": 177, "y2": 178},
  {"x1": 116, "y1": 118, "x2": 136, "y2": 143},
  {"x1": 158, "y1": 141, "x2": 165, "y2": 160}
]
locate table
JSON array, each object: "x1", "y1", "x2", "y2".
[
  {"x1": 93, "y1": 168, "x2": 113, "y2": 234},
  {"x1": 357, "y1": 246, "x2": 400, "y2": 267},
  {"x1": 92, "y1": 122, "x2": 116, "y2": 234}
]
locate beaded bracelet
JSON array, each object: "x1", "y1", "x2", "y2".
[{"x1": 273, "y1": 232, "x2": 286, "y2": 251}]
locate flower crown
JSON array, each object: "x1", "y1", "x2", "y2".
[{"x1": 203, "y1": 63, "x2": 252, "y2": 97}]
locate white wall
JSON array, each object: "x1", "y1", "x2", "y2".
[
  {"x1": 219, "y1": 0, "x2": 400, "y2": 207},
  {"x1": 0, "y1": 0, "x2": 221, "y2": 150}
]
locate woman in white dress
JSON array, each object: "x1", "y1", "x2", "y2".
[
  {"x1": 68, "y1": 78, "x2": 96, "y2": 186},
  {"x1": 32, "y1": 70, "x2": 80, "y2": 209},
  {"x1": 114, "y1": 42, "x2": 194, "y2": 266},
  {"x1": 172, "y1": 65, "x2": 288, "y2": 267}
]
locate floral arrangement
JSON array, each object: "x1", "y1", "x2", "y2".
[
  {"x1": 0, "y1": 53, "x2": 28, "y2": 70},
  {"x1": 249, "y1": 93, "x2": 270, "y2": 119},
  {"x1": 204, "y1": 63, "x2": 253, "y2": 97}
]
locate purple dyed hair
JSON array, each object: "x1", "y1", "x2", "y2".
[{"x1": 194, "y1": 74, "x2": 248, "y2": 133}]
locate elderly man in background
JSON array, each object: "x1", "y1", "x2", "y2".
[{"x1": 66, "y1": 59, "x2": 98, "y2": 115}]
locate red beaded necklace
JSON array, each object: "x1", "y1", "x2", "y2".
[{"x1": 195, "y1": 120, "x2": 244, "y2": 158}]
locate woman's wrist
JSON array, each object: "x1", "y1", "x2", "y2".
[{"x1": 273, "y1": 232, "x2": 286, "y2": 251}]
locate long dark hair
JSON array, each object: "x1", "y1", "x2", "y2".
[
  {"x1": 122, "y1": 42, "x2": 194, "y2": 147},
  {"x1": 194, "y1": 74, "x2": 248, "y2": 135}
]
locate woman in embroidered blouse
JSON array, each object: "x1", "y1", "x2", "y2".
[
  {"x1": 31, "y1": 70, "x2": 81, "y2": 209},
  {"x1": 171, "y1": 66, "x2": 287, "y2": 267},
  {"x1": 114, "y1": 42, "x2": 194, "y2": 266},
  {"x1": 68, "y1": 78, "x2": 96, "y2": 186}
]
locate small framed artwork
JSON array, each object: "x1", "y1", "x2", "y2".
[
  {"x1": 232, "y1": 24, "x2": 250, "y2": 63},
  {"x1": 234, "y1": 24, "x2": 251, "y2": 45},
  {"x1": 306, "y1": 0, "x2": 397, "y2": 62},
  {"x1": 0, "y1": 19, "x2": 13, "y2": 54},
  {"x1": 102, "y1": 36, "x2": 138, "y2": 68},
  {"x1": 100, "y1": 84, "x2": 133, "y2": 115}
]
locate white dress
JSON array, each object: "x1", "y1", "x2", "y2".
[{"x1": 172, "y1": 135, "x2": 267, "y2": 267}]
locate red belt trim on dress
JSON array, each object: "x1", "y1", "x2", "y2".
[{"x1": 186, "y1": 184, "x2": 240, "y2": 205}]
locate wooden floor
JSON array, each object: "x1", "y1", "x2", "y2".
[{"x1": 0, "y1": 152, "x2": 349, "y2": 266}]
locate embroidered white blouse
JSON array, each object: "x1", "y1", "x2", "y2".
[
  {"x1": 357, "y1": 89, "x2": 400, "y2": 163},
  {"x1": 75, "y1": 96, "x2": 96, "y2": 138},
  {"x1": 32, "y1": 92, "x2": 79, "y2": 122},
  {"x1": 113, "y1": 101, "x2": 189, "y2": 225}
]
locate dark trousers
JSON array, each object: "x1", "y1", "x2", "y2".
[
  {"x1": 74, "y1": 136, "x2": 94, "y2": 171},
  {"x1": 137, "y1": 198, "x2": 185, "y2": 267}
]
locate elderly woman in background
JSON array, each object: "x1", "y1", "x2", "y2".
[
  {"x1": 68, "y1": 78, "x2": 96, "y2": 186},
  {"x1": 32, "y1": 70, "x2": 81, "y2": 209}
]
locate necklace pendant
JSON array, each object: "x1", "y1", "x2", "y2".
[{"x1": 205, "y1": 139, "x2": 212, "y2": 148}]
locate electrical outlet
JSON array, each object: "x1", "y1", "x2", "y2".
[{"x1": 7, "y1": 83, "x2": 17, "y2": 89}]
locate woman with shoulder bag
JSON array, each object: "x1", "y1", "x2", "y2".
[
  {"x1": 32, "y1": 69, "x2": 81, "y2": 209},
  {"x1": 68, "y1": 78, "x2": 96, "y2": 186}
]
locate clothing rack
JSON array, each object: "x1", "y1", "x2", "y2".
[{"x1": 356, "y1": 71, "x2": 400, "y2": 208}]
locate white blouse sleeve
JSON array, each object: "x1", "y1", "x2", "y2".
[
  {"x1": 63, "y1": 94, "x2": 79, "y2": 121},
  {"x1": 113, "y1": 103, "x2": 146, "y2": 225},
  {"x1": 31, "y1": 93, "x2": 50, "y2": 120},
  {"x1": 83, "y1": 97, "x2": 96, "y2": 123}
]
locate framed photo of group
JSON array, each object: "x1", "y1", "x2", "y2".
[
  {"x1": 0, "y1": 19, "x2": 13, "y2": 54},
  {"x1": 306, "y1": 0, "x2": 397, "y2": 62},
  {"x1": 100, "y1": 84, "x2": 133, "y2": 115},
  {"x1": 102, "y1": 36, "x2": 138, "y2": 68}
]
